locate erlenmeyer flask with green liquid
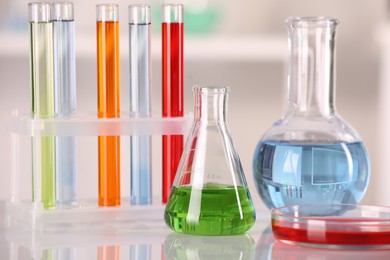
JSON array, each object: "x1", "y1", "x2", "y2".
[{"x1": 164, "y1": 85, "x2": 256, "y2": 236}]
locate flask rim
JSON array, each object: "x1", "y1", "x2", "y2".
[
  {"x1": 193, "y1": 85, "x2": 231, "y2": 94},
  {"x1": 285, "y1": 16, "x2": 340, "y2": 28}
]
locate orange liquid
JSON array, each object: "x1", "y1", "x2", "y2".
[
  {"x1": 98, "y1": 245, "x2": 120, "y2": 260},
  {"x1": 97, "y1": 21, "x2": 120, "y2": 206}
]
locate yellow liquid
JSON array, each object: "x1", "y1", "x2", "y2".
[{"x1": 29, "y1": 21, "x2": 55, "y2": 209}]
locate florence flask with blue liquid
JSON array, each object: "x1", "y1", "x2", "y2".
[{"x1": 253, "y1": 17, "x2": 370, "y2": 209}]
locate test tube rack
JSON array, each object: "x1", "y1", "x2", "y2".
[{"x1": 4, "y1": 111, "x2": 191, "y2": 233}]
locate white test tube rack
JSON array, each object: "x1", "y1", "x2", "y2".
[{"x1": 5, "y1": 111, "x2": 192, "y2": 233}]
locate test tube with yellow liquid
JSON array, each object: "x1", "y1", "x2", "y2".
[{"x1": 29, "y1": 2, "x2": 55, "y2": 209}]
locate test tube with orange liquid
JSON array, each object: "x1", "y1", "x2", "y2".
[{"x1": 96, "y1": 4, "x2": 121, "y2": 206}]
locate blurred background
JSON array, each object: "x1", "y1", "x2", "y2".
[{"x1": 0, "y1": 0, "x2": 389, "y2": 210}]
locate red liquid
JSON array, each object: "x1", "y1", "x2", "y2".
[
  {"x1": 162, "y1": 22, "x2": 184, "y2": 203},
  {"x1": 272, "y1": 219, "x2": 390, "y2": 246},
  {"x1": 97, "y1": 21, "x2": 121, "y2": 206}
]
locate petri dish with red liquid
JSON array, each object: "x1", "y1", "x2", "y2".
[{"x1": 272, "y1": 204, "x2": 390, "y2": 249}]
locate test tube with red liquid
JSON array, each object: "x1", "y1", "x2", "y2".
[
  {"x1": 96, "y1": 4, "x2": 121, "y2": 206},
  {"x1": 162, "y1": 4, "x2": 184, "y2": 203}
]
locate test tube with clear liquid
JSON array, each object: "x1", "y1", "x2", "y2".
[
  {"x1": 29, "y1": 2, "x2": 55, "y2": 209},
  {"x1": 97, "y1": 4, "x2": 121, "y2": 206},
  {"x1": 51, "y1": 2, "x2": 77, "y2": 206},
  {"x1": 128, "y1": 5, "x2": 152, "y2": 205}
]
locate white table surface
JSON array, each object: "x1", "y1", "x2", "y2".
[{"x1": 2, "y1": 202, "x2": 390, "y2": 260}]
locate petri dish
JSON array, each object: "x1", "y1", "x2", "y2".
[{"x1": 272, "y1": 204, "x2": 390, "y2": 249}]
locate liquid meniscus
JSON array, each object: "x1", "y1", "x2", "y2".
[
  {"x1": 253, "y1": 141, "x2": 370, "y2": 209},
  {"x1": 164, "y1": 185, "x2": 255, "y2": 236}
]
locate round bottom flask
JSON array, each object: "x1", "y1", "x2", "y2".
[
  {"x1": 253, "y1": 17, "x2": 370, "y2": 210},
  {"x1": 164, "y1": 86, "x2": 256, "y2": 235}
]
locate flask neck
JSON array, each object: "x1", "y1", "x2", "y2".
[
  {"x1": 193, "y1": 86, "x2": 229, "y2": 123},
  {"x1": 286, "y1": 17, "x2": 339, "y2": 117}
]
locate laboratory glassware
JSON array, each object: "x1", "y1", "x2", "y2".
[
  {"x1": 29, "y1": 2, "x2": 55, "y2": 209},
  {"x1": 128, "y1": 5, "x2": 152, "y2": 205},
  {"x1": 51, "y1": 2, "x2": 77, "y2": 206},
  {"x1": 97, "y1": 4, "x2": 121, "y2": 206},
  {"x1": 165, "y1": 86, "x2": 256, "y2": 236},
  {"x1": 162, "y1": 4, "x2": 184, "y2": 204},
  {"x1": 252, "y1": 17, "x2": 370, "y2": 209},
  {"x1": 272, "y1": 204, "x2": 390, "y2": 248}
]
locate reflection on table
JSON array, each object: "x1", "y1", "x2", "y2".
[
  {"x1": 6, "y1": 219, "x2": 390, "y2": 259},
  {"x1": 164, "y1": 233, "x2": 255, "y2": 259}
]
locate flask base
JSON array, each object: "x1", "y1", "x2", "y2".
[{"x1": 164, "y1": 185, "x2": 256, "y2": 236}]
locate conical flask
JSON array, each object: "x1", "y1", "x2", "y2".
[
  {"x1": 165, "y1": 86, "x2": 256, "y2": 235},
  {"x1": 253, "y1": 17, "x2": 370, "y2": 209}
]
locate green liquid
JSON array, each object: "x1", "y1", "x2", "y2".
[
  {"x1": 164, "y1": 185, "x2": 256, "y2": 235},
  {"x1": 30, "y1": 22, "x2": 55, "y2": 209}
]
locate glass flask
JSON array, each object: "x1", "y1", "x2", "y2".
[
  {"x1": 165, "y1": 86, "x2": 256, "y2": 236},
  {"x1": 253, "y1": 17, "x2": 370, "y2": 209}
]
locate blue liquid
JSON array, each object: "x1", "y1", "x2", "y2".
[
  {"x1": 130, "y1": 135, "x2": 152, "y2": 205},
  {"x1": 53, "y1": 19, "x2": 77, "y2": 206},
  {"x1": 129, "y1": 23, "x2": 152, "y2": 205},
  {"x1": 253, "y1": 141, "x2": 370, "y2": 209}
]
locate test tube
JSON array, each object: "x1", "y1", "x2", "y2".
[
  {"x1": 29, "y1": 2, "x2": 56, "y2": 209},
  {"x1": 97, "y1": 4, "x2": 121, "y2": 206},
  {"x1": 128, "y1": 5, "x2": 152, "y2": 205},
  {"x1": 162, "y1": 4, "x2": 184, "y2": 203},
  {"x1": 51, "y1": 2, "x2": 77, "y2": 206}
]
